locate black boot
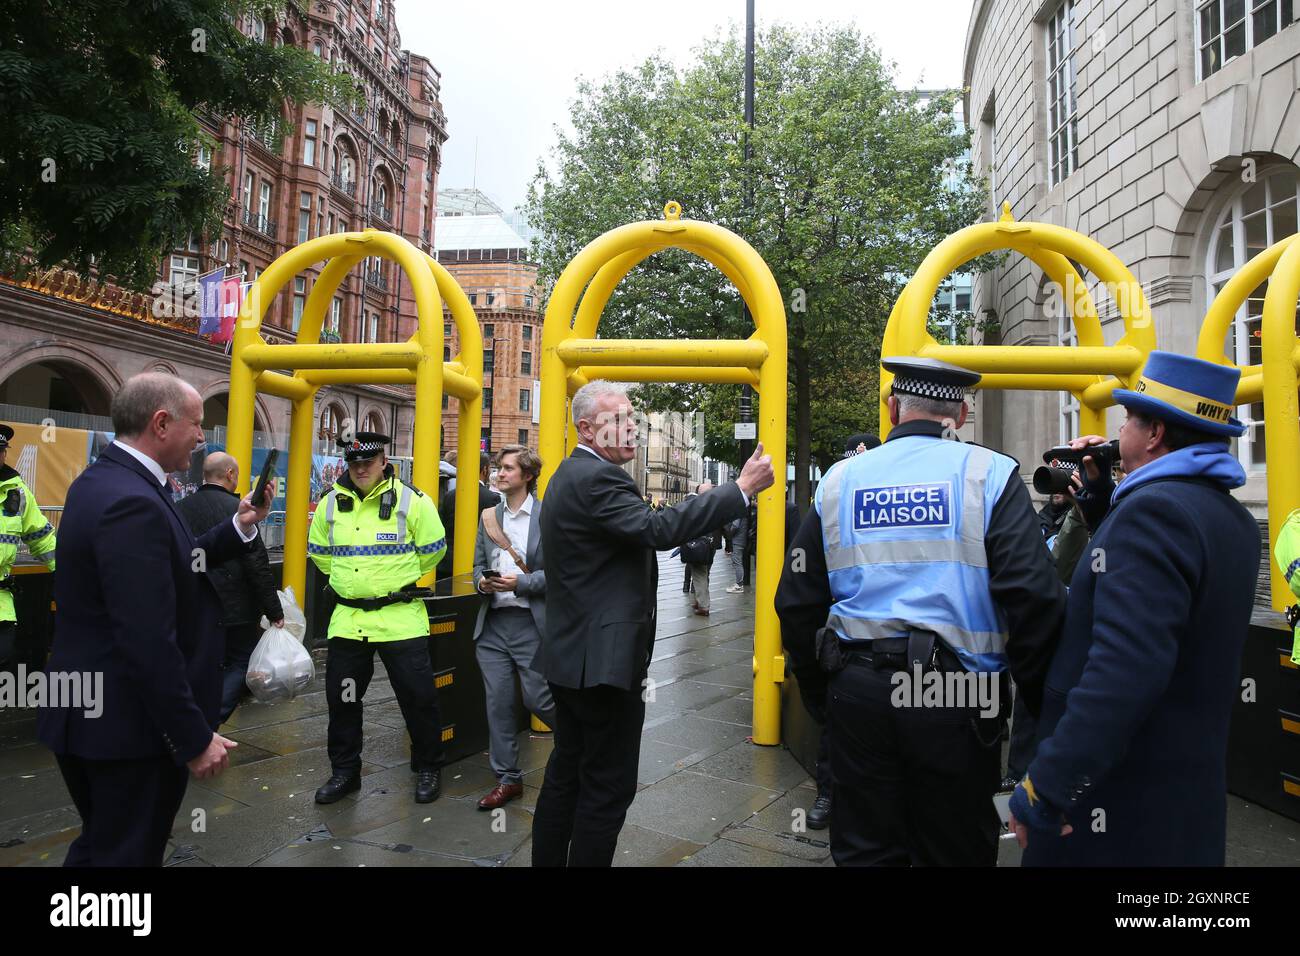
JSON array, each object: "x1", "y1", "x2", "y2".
[
  {"x1": 415, "y1": 769, "x2": 441, "y2": 804},
  {"x1": 314, "y1": 772, "x2": 360, "y2": 805},
  {"x1": 808, "y1": 793, "x2": 831, "y2": 830}
]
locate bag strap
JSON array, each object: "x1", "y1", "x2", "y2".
[{"x1": 481, "y1": 505, "x2": 530, "y2": 574}]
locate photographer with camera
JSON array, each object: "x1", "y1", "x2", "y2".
[{"x1": 1008, "y1": 352, "x2": 1261, "y2": 866}]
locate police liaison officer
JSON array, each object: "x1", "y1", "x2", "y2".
[
  {"x1": 0, "y1": 424, "x2": 57, "y2": 670},
  {"x1": 308, "y1": 433, "x2": 449, "y2": 805},
  {"x1": 775, "y1": 358, "x2": 1066, "y2": 866}
]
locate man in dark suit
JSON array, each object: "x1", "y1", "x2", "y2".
[
  {"x1": 176, "y1": 451, "x2": 284, "y2": 725},
  {"x1": 437, "y1": 450, "x2": 500, "y2": 579},
  {"x1": 531, "y1": 380, "x2": 774, "y2": 867},
  {"x1": 37, "y1": 372, "x2": 272, "y2": 866}
]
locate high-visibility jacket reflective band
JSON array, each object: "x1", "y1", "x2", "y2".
[
  {"x1": 815, "y1": 437, "x2": 1015, "y2": 672},
  {"x1": 307, "y1": 472, "x2": 446, "y2": 642}
]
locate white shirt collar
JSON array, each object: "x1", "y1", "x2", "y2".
[
  {"x1": 576, "y1": 443, "x2": 603, "y2": 460},
  {"x1": 504, "y1": 492, "x2": 534, "y2": 518},
  {"x1": 113, "y1": 440, "x2": 167, "y2": 487}
]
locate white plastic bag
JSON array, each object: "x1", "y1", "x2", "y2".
[
  {"x1": 260, "y1": 586, "x2": 307, "y2": 641},
  {"x1": 246, "y1": 625, "x2": 314, "y2": 703}
]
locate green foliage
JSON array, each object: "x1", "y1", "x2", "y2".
[
  {"x1": 527, "y1": 23, "x2": 986, "y2": 482},
  {"x1": 0, "y1": 0, "x2": 355, "y2": 290}
]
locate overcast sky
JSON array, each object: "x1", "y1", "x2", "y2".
[{"x1": 397, "y1": 1, "x2": 973, "y2": 214}]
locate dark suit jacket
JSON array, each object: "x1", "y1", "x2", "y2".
[
  {"x1": 436, "y1": 480, "x2": 501, "y2": 578},
  {"x1": 539, "y1": 448, "x2": 747, "y2": 691},
  {"x1": 37, "y1": 443, "x2": 254, "y2": 765},
  {"x1": 176, "y1": 484, "x2": 281, "y2": 627},
  {"x1": 472, "y1": 495, "x2": 545, "y2": 640}
]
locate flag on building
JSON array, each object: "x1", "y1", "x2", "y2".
[
  {"x1": 212, "y1": 275, "x2": 245, "y2": 344},
  {"x1": 197, "y1": 268, "x2": 225, "y2": 336}
]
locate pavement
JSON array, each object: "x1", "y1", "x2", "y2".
[{"x1": 2, "y1": 551, "x2": 1298, "y2": 867}]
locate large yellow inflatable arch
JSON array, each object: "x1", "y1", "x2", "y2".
[
  {"x1": 225, "y1": 229, "x2": 485, "y2": 600},
  {"x1": 538, "y1": 203, "x2": 790, "y2": 745}
]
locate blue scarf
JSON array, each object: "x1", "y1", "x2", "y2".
[{"x1": 1112, "y1": 443, "x2": 1246, "y2": 506}]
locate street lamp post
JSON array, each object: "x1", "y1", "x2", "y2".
[{"x1": 738, "y1": 0, "x2": 757, "y2": 467}]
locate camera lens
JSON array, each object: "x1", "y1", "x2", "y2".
[{"x1": 1033, "y1": 466, "x2": 1074, "y2": 496}]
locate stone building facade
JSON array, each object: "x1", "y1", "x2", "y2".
[
  {"x1": 963, "y1": 0, "x2": 1300, "y2": 513},
  {"x1": 0, "y1": 0, "x2": 448, "y2": 458}
]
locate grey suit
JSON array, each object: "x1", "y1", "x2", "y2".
[{"x1": 472, "y1": 495, "x2": 555, "y2": 786}]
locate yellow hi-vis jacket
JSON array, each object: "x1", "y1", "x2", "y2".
[
  {"x1": 307, "y1": 466, "x2": 445, "y2": 642},
  {"x1": 1274, "y1": 508, "x2": 1300, "y2": 664},
  {"x1": 0, "y1": 466, "x2": 56, "y2": 624}
]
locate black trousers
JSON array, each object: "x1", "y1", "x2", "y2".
[
  {"x1": 218, "y1": 622, "x2": 262, "y2": 726},
  {"x1": 815, "y1": 718, "x2": 832, "y2": 799},
  {"x1": 0, "y1": 621, "x2": 16, "y2": 670},
  {"x1": 828, "y1": 659, "x2": 1001, "y2": 866},
  {"x1": 1006, "y1": 683, "x2": 1038, "y2": 781},
  {"x1": 531, "y1": 682, "x2": 645, "y2": 867},
  {"x1": 56, "y1": 754, "x2": 189, "y2": 866},
  {"x1": 325, "y1": 635, "x2": 445, "y2": 774}
]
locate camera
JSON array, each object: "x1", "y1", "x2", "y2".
[{"x1": 1032, "y1": 439, "x2": 1120, "y2": 496}]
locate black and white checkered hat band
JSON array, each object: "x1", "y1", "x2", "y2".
[
  {"x1": 891, "y1": 376, "x2": 966, "y2": 402},
  {"x1": 345, "y1": 441, "x2": 384, "y2": 456}
]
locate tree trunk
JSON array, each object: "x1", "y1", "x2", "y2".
[{"x1": 793, "y1": 342, "x2": 812, "y2": 516}]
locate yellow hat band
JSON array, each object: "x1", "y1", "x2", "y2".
[{"x1": 1131, "y1": 377, "x2": 1234, "y2": 425}]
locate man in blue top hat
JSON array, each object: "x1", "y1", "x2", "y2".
[{"x1": 1009, "y1": 351, "x2": 1262, "y2": 866}]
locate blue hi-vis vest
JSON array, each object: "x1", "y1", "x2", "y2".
[{"x1": 815, "y1": 435, "x2": 1018, "y2": 672}]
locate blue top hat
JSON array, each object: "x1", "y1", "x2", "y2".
[{"x1": 1112, "y1": 351, "x2": 1245, "y2": 438}]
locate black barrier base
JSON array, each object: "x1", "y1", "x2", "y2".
[{"x1": 1228, "y1": 608, "x2": 1300, "y2": 823}]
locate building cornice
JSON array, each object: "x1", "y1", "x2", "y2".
[{"x1": 962, "y1": 0, "x2": 990, "y2": 121}]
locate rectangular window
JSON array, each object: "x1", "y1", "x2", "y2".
[
  {"x1": 369, "y1": 313, "x2": 378, "y2": 343},
  {"x1": 292, "y1": 277, "x2": 306, "y2": 332},
  {"x1": 483, "y1": 323, "x2": 494, "y2": 337},
  {"x1": 303, "y1": 119, "x2": 318, "y2": 166},
  {"x1": 330, "y1": 297, "x2": 342, "y2": 332},
  {"x1": 444, "y1": 345, "x2": 451, "y2": 361},
  {"x1": 483, "y1": 386, "x2": 493, "y2": 408},
  {"x1": 298, "y1": 191, "x2": 311, "y2": 244},
  {"x1": 483, "y1": 349, "x2": 494, "y2": 374},
  {"x1": 520, "y1": 350, "x2": 532, "y2": 375},
  {"x1": 259, "y1": 182, "x2": 272, "y2": 220},
  {"x1": 169, "y1": 255, "x2": 199, "y2": 286},
  {"x1": 524, "y1": 295, "x2": 534, "y2": 309},
  {"x1": 1198, "y1": 0, "x2": 1296, "y2": 79},
  {"x1": 243, "y1": 172, "x2": 254, "y2": 212},
  {"x1": 522, "y1": 325, "x2": 532, "y2": 341},
  {"x1": 239, "y1": 259, "x2": 250, "y2": 279},
  {"x1": 519, "y1": 388, "x2": 530, "y2": 412},
  {"x1": 1046, "y1": 0, "x2": 1079, "y2": 188},
  {"x1": 518, "y1": 429, "x2": 528, "y2": 445},
  {"x1": 197, "y1": 145, "x2": 212, "y2": 171},
  {"x1": 468, "y1": 293, "x2": 477, "y2": 305}
]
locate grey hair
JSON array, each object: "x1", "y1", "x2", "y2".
[
  {"x1": 111, "y1": 372, "x2": 194, "y2": 437},
  {"x1": 896, "y1": 392, "x2": 965, "y2": 421},
  {"x1": 571, "y1": 380, "x2": 628, "y2": 427}
]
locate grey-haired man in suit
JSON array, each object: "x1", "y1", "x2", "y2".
[{"x1": 472, "y1": 444, "x2": 555, "y2": 811}]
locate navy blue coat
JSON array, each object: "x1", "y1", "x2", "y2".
[
  {"x1": 37, "y1": 443, "x2": 254, "y2": 765},
  {"x1": 1024, "y1": 476, "x2": 1260, "y2": 866}
]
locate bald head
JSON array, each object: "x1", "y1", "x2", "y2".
[{"x1": 203, "y1": 451, "x2": 238, "y2": 491}]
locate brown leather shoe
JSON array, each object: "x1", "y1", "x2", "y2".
[{"x1": 477, "y1": 782, "x2": 523, "y2": 810}]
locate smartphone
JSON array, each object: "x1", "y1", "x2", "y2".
[
  {"x1": 253, "y1": 449, "x2": 280, "y2": 506},
  {"x1": 482, "y1": 569, "x2": 501, "y2": 579}
]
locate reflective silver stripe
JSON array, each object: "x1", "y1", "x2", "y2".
[
  {"x1": 14, "y1": 487, "x2": 26, "y2": 516},
  {"x1": 818, "y1": 461, "x2": 851, "y2": 551},
  {"x1": 827, "y1": 613, "x2": 1006, "y2": 655},
  {"x1": 325, "y1": 492, "x2": 336, "y2": 550},
  {"x1": 395, "y1": 483, "x2": 413, "y2": 544},
  {"x1": 825, "y1": 537, "x2": 988, "y2": 571},
  {"x1": 960, "y1": 445, "x2": 993, "y2": 549}
]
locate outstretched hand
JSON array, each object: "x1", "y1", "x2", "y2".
[{"x1": 736, "y1": 442, "x2": 775, "y2": 499}]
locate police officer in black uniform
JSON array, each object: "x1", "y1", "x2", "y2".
[{"x1": 775, "y1": 357, "x2": 1065, "y2": 866}]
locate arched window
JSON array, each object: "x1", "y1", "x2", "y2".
[
  {"x1": 1205, "y1": 165, "x2": 1300, "y2": 470},
  {"x1": 362, "y1": 410, "x2": 385, "y2": 436},
  {"x1": 319, "y1": 402, "x2": 347, "y2": 448}
]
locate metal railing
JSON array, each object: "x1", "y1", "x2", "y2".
[
  {"x1": 241, "y1": 209, "x2": 277, "y2": 239},
  {"x1": 369, "y1": 201, "x2": 392, "y2": 223},
  {"x1": 330, "y1": 171, "x2": 356, "y2": 197},
  {"x1": 365, "y1": 270, "x2": 388, "y2": 291}
]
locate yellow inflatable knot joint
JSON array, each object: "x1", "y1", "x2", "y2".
[{"x1": 663, "y1": 201, "x2": 683, "y2": 221}]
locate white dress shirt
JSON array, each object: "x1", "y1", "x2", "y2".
[
  {"x1": 491, "y1": 493, "x2": 533, "y2": 609},
  {"x1": 113, "y1": 440, "x2": 257, "y2": 542}
]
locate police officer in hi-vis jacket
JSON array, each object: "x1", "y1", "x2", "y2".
[
  {"x1": 0, "y1": 423, "x2": 56, "y2": 670},
  {"x1": 775, "y1": 357, "x2": 1065, "y2": 866},
  {"x1": 308, "y1": 433, "x2": 448, "y2": 805}
]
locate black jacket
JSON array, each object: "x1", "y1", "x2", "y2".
[
  {"x1": 436, "y1": 480, "x2": 501, "y2": 578},
  {"x1": 37, "y1": 444, "x2": 254, "y2": 764},
  {"x1": 774, "y1": 419, "x2": 1067, "y2": 716},
  {"x1": 539, "y1": 448, "x2": 747, "y2": 691},
  {"x1": 176, "y1": 484, "x2": 281, "y2": 627}
]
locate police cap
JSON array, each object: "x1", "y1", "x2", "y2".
[
  {"x1": 842, "y1": 432, "x2": 881, "y2": 456},
  {"x1": 339, "y1": 431, "x2": 390, "y2": 462},
  {"x1": 0, "y1": 424, "x2": 12, "y2": 449},
  {"x1": 881, "y1": 356, "x2": 980, "y2": 402}
]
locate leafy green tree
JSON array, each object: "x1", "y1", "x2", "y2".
[
  {"x1": 0, "y1": 0, "x2": 355, "y2": 290},
  {"x1": 527, "y1": 23, "x2": 986, "y2": 509}
]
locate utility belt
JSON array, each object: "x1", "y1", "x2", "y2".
[
  {"x1": 329, "y1": 583, "x2": 433, "y2": 613},
  {"x1": 0, "y1": 576, "x2": 13, "y2": 592},
  {"x1": 814, "y1": 626, "x2": 958, "y2": 675}
]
